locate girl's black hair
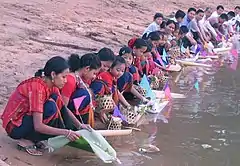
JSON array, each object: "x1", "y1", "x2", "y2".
[
  {"x1": 220, "y1": 13, "x2": 228, "y2": 21},
  {"x1": 179, "y1": 26, "x2": 189, "y2": 34},
  {"x1": 160, "y1": 20, "x2": 166, "y2": 29},
  {"x1": 119, "y1": 46, "x2": 132, "y2": 56},
  {"x1": 196, "y1": 9, "x2": 204, "y2": 14},
  {"x1": 205, "y1": 7, "x2": 212, "y2": 12},
  {"x1": 217, "y1": 5, "x2": 224, "y2": 10},
  {"x1": 131, "y1": 38, "x2": 147, "y2": 49},
  {"x1": 157, "y1": 31, "x2": 167, "y2": 39},
  {"x1": 153, "y1": 13, "x2": 164, "y2": 20},
  {"x1": 228, "y1": 11, "x2": 235, "y2": 18},
  {"x1": 148, "y1": 31, "x2": 160, "y2": 41},
  {"x1": 110, "y1": 56, "x2": 126, "y2": 68},
  {"x1": 35, "y1": 56, "x2": 69, "y2": 77},
  {"x1": 188, "y1": 7, "x2": 197, "y2": 13},
  {"x1": 68, "y1": 53, "x2": 101, "y2": 72},
  {"x1": 166, "y1": 19, "x2": 176, "y2": 27},
  {"x1": 97, "y1": 47, "x2": 116, "y2": 62},
  {"x1": 145, "y1": 40, "x2": 153, "y2": 53},
  {"x1": 175, "y1": 10, "x2": 186, "y2": 19}
]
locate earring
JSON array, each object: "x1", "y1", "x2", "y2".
[{"x1": 52, "y1": 77, "x2": 54, "y2": 83}]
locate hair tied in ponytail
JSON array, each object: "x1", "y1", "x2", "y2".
[
  {"x1": 128, "y1": 38, "x2": 137, "y2": 49},
  {"x1": 35, "y1": 69, "x2": 44, "y2": 77}
]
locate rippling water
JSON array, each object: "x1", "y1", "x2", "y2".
[{"x1": 58, "y1": 41, "x2": 240, "y2": 166}]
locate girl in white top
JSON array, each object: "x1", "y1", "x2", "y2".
[
  {"x1": 210, "y1": 5, "x2": 224, "y2": 19},
  {"x1": 142, "y1": 13, "x2": 164, "y2": 38},
  {"x1": 234, "y1": 6, "x2": 240, "y2": 22}
]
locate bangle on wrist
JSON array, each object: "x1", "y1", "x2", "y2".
[{"x1": 66, "y1": 130, "x2": 71, "y2": 138}]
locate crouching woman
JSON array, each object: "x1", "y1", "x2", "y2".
[
  {"x1": 1, "y1": 56, "x2": 87, "y2": 156},
  {"x1": 61, "y1": 53, "x2": 101, "y2": 127}
]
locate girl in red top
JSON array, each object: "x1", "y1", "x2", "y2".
[
  {"x1": 128, "y1": 38, "x2": 147, "y2": 81},
  {"x1": 117, "y1": 46, "x2": 148, "y2": 102},
  {"x1": 61, "y1": 54, "x2": 101, "y2": 127},
  {"x1": 1, "y1": 56, "x2": 87, "y2": 156},
  {"x1": 142, "y1": 40, "x2": 154, "y2": 75},
  {"x1": 97, "y1": 47, "x2": 116, "y2": 73},
  {"x1": 90, "y1": 56, "x2": 131, "y2": 122}
]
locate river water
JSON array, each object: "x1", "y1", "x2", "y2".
[{"x1": 58, "y1": 40, "x2": 240, "y2": 166}]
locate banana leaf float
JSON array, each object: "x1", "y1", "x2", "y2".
[
  {"x1": 143, "y1": 99, "x2": 169, "y2": 114},
  {"x1": 68, "y1": 137, "x2": 93, "y2": 153},
  {"x1": 47, "y1": 129, "x2": 121, "y2": 163}
]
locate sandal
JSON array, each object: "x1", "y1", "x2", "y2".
[
  {"x1": 17, "y1": 143, "x2": 43, "y2": 156},
  {"x1": 35, "y1": 141, "x2": 49, "y2": 152}
]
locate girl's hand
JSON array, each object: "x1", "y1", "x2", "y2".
[
  {"x1": 65, "y1": 130, "x2": 80, "y2": 142},
  {"x1": 142, "y1": 97, "x2": 149, "y2": 104},
  {"x1": 126, "y1": 104, "x2": 131, "y2": 110}
]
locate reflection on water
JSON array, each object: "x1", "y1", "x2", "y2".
[{"x1": 58, "y1": 43, "x2": 240, "y2": 166}]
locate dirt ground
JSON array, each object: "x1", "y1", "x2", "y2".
[{"x1": 0, "y1": 0, "x2": 238, "y2": 165}]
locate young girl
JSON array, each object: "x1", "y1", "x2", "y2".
[
  {"x1": 171, "y1": 24, "x2": 180, "y2": 47},
  {"x1": 1, "y1": 56, "x2": 86, "y2": 156},
  {"x1": 178, "y1": 26, "x2": 191, "y2": 49},
  {"x1": 142, "y1": 40, "x2": 155, "y2": 75},
  {"x1": 151, "y1": 32, "x2": 170, "y2": 67},
  {"x1": 181, "y1": 26, "x2": 198, "y2": 55},
  {"x1": 117, "y1": 46, "x2": 149, "y2": 102},
  {"x1": 90, "y1": 56, "x2": 131, "y2": 122},
  {"x1": 163, "y1": 20, "x2": 176, "y2": 50},
  {"x1": 61, "y1": 53, "x2": 101, "y2": 127},
  {"x1": 142, "y1": 13, "x2": 164, "y2": 39},
  {"x1": 128, "y1": 38, "x2": 148, "y2": 80},
  {"x1": 97, "y1": 47, "x2": 116, "y2": 73},
  {"x1": 145, "y1": 31, "x2": 162, "y2": 72},
  {"x1": 117, "y1": 46, "x2": 134, "y2": 92}
]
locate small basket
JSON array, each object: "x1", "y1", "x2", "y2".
[
  {"x1": 121, "y1": 105, "x2": 140, "y2": 125},
  {"x1": 159, "y1": 75, "x2": 168, "y2": 84},
  {"x1": 149, "y1": 76, "x2": 160, "y2": 89},
  {"x1": 169, "y1": 47, "x2": 180, "y2": 58},
  {"x1": 108, "y1": 116, "x2": 122, "y2": 130},
  {"x1": 98, "y1": 95, "x2": 114, "y2": 110},
  {"x1": 134, "y1": 85, "x2": 146, "y2": 97}
]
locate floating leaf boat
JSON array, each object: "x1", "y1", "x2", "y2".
[{"x1": 47, "y1": 129, "x2": 132, "y2": 163}]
